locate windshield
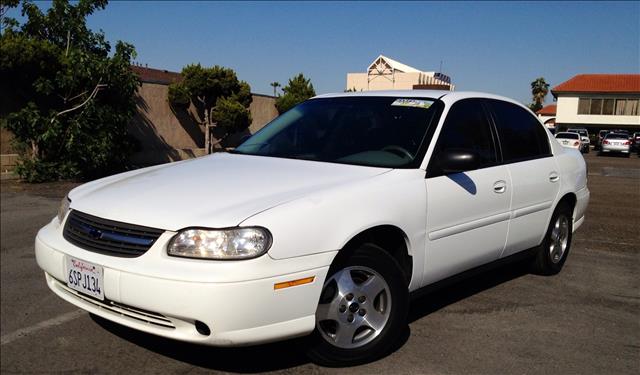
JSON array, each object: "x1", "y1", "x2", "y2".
[
  {"x1": 556, "y1": 132, "x2": 579, "y2": 139},
  {"x1": 233, "y1": 97, "x2": 443, "y2": 168}
]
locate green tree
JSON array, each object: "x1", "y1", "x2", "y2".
[
  {"x1": 275, "y1": 73, "x2": 315, "y2": 114},
  {"x1": 528, "y1": 77, "x2": 550, "y2": 112},
  {"x1": 1, "y1": 0, "x2": 20, "y2": 24},
  {"x1": 1, "y1": 0, "x2": 140, "y2": 182},
  {"x1": 269, "y1": 81, "x2": 280, "y2": 97},
  {"x1": 168, "y1": 64, "x2": 252, "y2": 145}
]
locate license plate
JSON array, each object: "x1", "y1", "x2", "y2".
[
  {"x1": 66, "y1": 257, "x2": 104, "y2": 300},
  {"x1": 562, "y1": 141, "x2": 568, "y2": 145}
]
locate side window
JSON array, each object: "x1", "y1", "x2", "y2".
[
  {"x1": 488, "y1": 100, "x2": 551, "y2": 162},
  {"x1": 430, "y1": 99, "x2": 497, "y2": 175}
]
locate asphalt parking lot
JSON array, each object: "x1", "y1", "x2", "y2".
[{"x1": 1, "y1": 151, "x2": 639, "y2": 374}]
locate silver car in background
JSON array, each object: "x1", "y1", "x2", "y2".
[{"x1": 599, "y1": 133, "x2": 631, "y2": 157}]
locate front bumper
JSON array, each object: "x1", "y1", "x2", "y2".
[{"x1": 35, "y1": 219, "x2": 335, "y2": 346}]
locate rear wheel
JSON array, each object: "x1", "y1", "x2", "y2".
[
  {"x1": 306, "y1": 243, "x2": 408, "y2": 366},
  {"x1": 531, "y1": 203, "x2": 573, "y2": 275}
]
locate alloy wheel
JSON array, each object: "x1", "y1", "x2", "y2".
[
  {"x1": 549, "y1": 214, "x2": 569, "y2": 263},
  {"x1": 315, "y1": 266, "x2": 392, "y2": 349}
]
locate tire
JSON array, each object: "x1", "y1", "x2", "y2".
[
  {"x1": 306, "y1": 243, "x2": 409, "y2": 366},
  {"x1": 531, "y1": 202, "x2": 573, "y2": 275}
]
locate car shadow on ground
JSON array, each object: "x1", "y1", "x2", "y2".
[
  {"x1": 407, "y1": 258, "x2": 531, "y2": 323},
  {"x1": 91, "y1": 259, "x2": 531, "y2": 373}
]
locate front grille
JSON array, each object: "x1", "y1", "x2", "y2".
[
  {"x1": 63, "y1": 210, "x2": 164, "y2": 257},
  {"x1": 54, "y1": 278, "x2": 175, "y2": 328}
]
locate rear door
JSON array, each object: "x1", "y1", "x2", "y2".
[
  {"x1": 486, "y1": 99, "x2": 560, "y2": 257},
  {"x1": 423, "y1": 99, "x2": 511, "y2": 285}
]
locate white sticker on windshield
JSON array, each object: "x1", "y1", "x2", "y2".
[{"x1": 391, "y1": 98, "x2": 433, "y2": 109}]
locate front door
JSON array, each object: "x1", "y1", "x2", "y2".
[{"x1": 423, "y1": 99, "x2": 511, "y2": 286}]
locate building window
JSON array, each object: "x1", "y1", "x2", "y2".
[
  {"x1": 589, "y1": 99, "x2": 602, "y2": 114},
  {"x1": 578, "y1": 98, "x2": 590, "y2": 114},
  {"x1": 625, "y1": 99, "x2": 639, "y2": 115},
  {"x1": 602, "y1": 99, "x2": 614, "y2": 115},
  {"x1": 578, "y1": 98, "x2": 639, "y2": 116},
  {"x1": 615, "y1": 99, "x2": 626, "y2": 115}
]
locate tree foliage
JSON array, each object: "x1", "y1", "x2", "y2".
[
  {"x1": 269, "y1": 81, "x2": 280, "y2": 97},
  {"x1": 212, "y1": 97, "x2": 251, "y2": 133},
  {"x1": 275, "y1": 73, "x2": 315, "y2": 114},
  {"x1": 528, "y1": 77, "x2": 550, "y2": 113},
  {"x1": 168, "y1": 64, "x2": 252, "y2": 140},
  {"x1": 1, "y1": 0, "x2": 140, "y2": 182}
]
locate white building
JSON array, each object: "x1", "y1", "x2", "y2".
[
  {"x1": 552, "y1": 74, "x2": 640, "y2": 133},
  {"x1": 346, "y1": 55, "x2": 454, "y2": 92}
]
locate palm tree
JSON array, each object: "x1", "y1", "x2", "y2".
[
  {"x1": 530, "y1": 77, "x2": 550, "y2": 112},
  {"x1": 270, "y1": 82, "x2": 281, "y2": 97}
]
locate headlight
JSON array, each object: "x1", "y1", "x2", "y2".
[
  {"x1": 57, "y1": 196, "x2": 71, "y2": 223},
  {"x1": 167, "y1": 227, "x2": 272, "y2": 260}
]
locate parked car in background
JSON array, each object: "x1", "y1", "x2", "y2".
[
  {"x1": 555, "y1": 132, "x2": 582, "y2": 150},
  {"x1": 35, "y1": 91, "x2": 589, "y2": 366},
  {"x1": 567, "y1": 128, "x2": 590, "y2": 153},
  {"x1": 631, "y1": 132, "x2": 640, "y2": 152},
  {"x1": 596, "y1": 130, "x2": 611, "y2": 150},
  {"x1": 599, "y1": 133, "x2": 631, "y2": 157},
  {"x1": 611, "y1": 129, "x2": 630, "y2": 140}
]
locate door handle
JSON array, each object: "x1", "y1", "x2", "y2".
[
  {"x1": 549, "y1": 172, "x2": 560, "y2": 183},
  {"x1": 493, "y1": 180, "x2": 507, "y2": 194}
]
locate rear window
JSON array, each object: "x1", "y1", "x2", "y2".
[
  {"x1": 556, "y1": 133, "x2": 580, "y2": 139},
  {"x1": 605, "y1": 133, "x2": 628, "y2": 140},
  {"x1": 486, "y1": 99, "x2": 551, "y2": 163},
  {"x1": 568, "y1": 129, "x2": 587, "y2": 136}
]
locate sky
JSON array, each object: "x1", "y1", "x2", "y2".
[{"x1": 6, "y1": 1, "x2": 640, "y2": 105}]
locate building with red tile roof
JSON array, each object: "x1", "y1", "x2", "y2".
[
  {"x1": 536, "y1": 104, "x2": 557, "y2": 116},
  {"x1": 552, "y1": 74, "x2": 640, "y2": 95},
  {"x1": 551, "y1": 74, "x2": 640, "y2": 134},
  {"x1": 536, "y1": 104, "x2": 557, "y2": 129}
]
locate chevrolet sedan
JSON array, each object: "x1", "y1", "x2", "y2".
[
  {"x1": 36, "y1": 91, "x2": 589, "y2": 366},
  {"x1": 599, "y1": 133, "x2": 631, "y2": 157}
]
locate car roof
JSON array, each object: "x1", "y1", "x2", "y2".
[{"x1": 312, "y1": 90, "x2": 527, "y2": 108}]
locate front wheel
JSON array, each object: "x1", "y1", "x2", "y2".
[
  {"x1": 306, "y1": 243, "x2": 408, "y2": 366},
  {"x1": 531, "y1": 203, "x2": 573, "y2": 275}
]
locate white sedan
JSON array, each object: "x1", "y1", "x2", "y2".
[
  {"x1": 36, "y1": 91, "x2": 589, "y2": 366},
  {"x1": 555, "y1": 132, "x2": 582, "y2": 150}
]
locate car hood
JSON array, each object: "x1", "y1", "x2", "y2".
[{"x1": 69, "y1": 153, "x2": 391, "y2": 231}]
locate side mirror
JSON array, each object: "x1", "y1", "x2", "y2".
[{"x1": 437, "y1": 148, "x2": 481, "y2": 174}]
